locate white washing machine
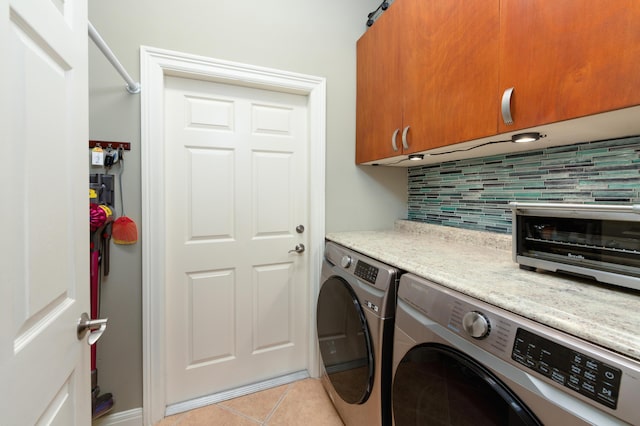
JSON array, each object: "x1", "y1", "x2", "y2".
[
  {"x1": 317, "y1": 241, "x2": 401, "y2": 426},
  {"x1": 392, "y1": 273, "x2": 640, "y2": 425}
]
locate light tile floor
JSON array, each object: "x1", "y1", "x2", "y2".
[{"x1": 155, "y1": 378, "x2": 344, "y2": 426}]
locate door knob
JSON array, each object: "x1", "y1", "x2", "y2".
[
  {"x1": 77, "y1": 312, "x2": 108, "y2": 345},
  {"x1": 288, "y1": 243, "x2": 305, "y2": 254}
]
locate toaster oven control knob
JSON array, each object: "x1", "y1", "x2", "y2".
[
  {"x1": 462, "y1": 311, "x2": 491, "y2": 339},
  {"x1": 340, "y1": 255, "x2": 353, "y2": 268}
]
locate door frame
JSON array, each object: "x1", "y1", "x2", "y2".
[{"x1": 140, "y1": 46, "x2": 326, "y2": 425}]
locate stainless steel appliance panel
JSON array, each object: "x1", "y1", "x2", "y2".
[
  {"x1": 392, "y1": 273, "x2": 640, "y2": 425},
  {"x1": 318, "y1": 241, "x2": 400, "y2": 426}
]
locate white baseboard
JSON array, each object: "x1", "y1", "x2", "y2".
[{"x1": 92, "y1": 408, "x2": 143, "y2": 426}]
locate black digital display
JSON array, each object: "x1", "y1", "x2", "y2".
[
  {"x1": 354, "y1": 260, "x2": 379, "y2": 284},
  {"x1": 512, "y1": 328, "x2": 621, "y2": 410}
]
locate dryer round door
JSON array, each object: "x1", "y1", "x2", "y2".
[
  {"x1": 393, "y1": 343, "x2": 542, "y2": 426},
  {"x1": 317, "y1": 275, "x2": 374, "y2": 404}
]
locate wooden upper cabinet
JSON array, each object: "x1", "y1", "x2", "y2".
[
  {"x1": 499, "y1": 0, "x2": 640, "y2": 133},
  {"x1": 402, "y1": 0, "x2": 500, "y2": 154},
  {"x1": 357, "y1": 0, "x2": 640, "y2": 164},
  {"x1": 356, "y1": 0, "x2": 500, "y2": 164},
  {"x1": 356, "y1": 2, "x2": 403, "y2": 164}
]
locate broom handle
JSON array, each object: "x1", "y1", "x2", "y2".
[{"x1": 118, "y1": 150, "x2": 125, "y2": 217}]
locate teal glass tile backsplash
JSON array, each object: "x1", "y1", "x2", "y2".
[{"x1": 407, "y1": 136, "x2": 640, "y2": 234}]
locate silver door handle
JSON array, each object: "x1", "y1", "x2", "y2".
[
  {"x1": 288, "y1": 243, "x2": 305, "y2": 254},
  {"x1": 501, "y1": 87, "x2": 515, "y2": 125},
  {"x1": 401, "y1": 125, "x2": 410, "y2": 150},
  {"x1": 77, "y1": 312, "x2": 108, "y2": 345},
  {"x1": 391, "y1": 128, "x2": 400, "y2": 152}
]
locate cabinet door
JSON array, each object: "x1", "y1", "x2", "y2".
[
  {"x1": 402, "y1": 0, "x2": 500, "y2": 153},
  {"x1": 356, "y1": 3, "x2": 403, "y2": 164},
  {"x1": 499, "y1": 0, "x2": 640, "y2": 133}
]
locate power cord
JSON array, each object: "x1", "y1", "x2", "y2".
[{"x1": 372, "y1": 138, "x2": 516, "y2": 166}]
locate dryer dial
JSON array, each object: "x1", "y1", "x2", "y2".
[
  {"x1": 340, "y1": 255, "x2": 353, "y2": 268},
  {"x1": 462, "y1": 311, "x2": 491, "y2": 339}
]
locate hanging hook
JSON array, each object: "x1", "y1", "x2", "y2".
[{"x1": 366, "y1": 1, "x2": 390, "y2": 26}]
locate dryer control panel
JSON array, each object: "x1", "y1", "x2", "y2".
[{"x1": 512, "y1": 328, "x2": 622, "y2": 410}]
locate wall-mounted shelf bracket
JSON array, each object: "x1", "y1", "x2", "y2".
[{"x1": 89, "y1": 140, "x2": 131, "y2": 151}]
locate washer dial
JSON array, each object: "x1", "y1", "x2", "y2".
[
  {"x1": 340, "y1": 255, "x2": 352, "y2": 268},
  {"x1": 462, "y1": 311, "x2": 491, "y2": 339}
]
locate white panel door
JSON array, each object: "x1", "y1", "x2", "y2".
[
  {"x1": 0, "y1": 0, "x2": 90, "y2": 423},
  {"x1": 164, "y1": 76, "x2": 309, "y2": 404}
]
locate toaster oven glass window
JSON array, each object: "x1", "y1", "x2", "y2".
[{"x1": 517, "y1": 216, "x2": 640, "y2": 277}]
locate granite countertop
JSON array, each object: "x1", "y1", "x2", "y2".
[{"x1": 326, "y1": 220, "x2": 640, "y2": 362}]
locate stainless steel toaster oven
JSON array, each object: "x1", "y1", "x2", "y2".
[{"x1": 511, "y1": 202, "x2": 640, "y2": 291}]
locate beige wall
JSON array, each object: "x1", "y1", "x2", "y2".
[{"x1": 89, "y1": 0, "x2": 407, "y2": 413}]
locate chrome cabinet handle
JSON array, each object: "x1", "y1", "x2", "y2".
[
  {"x1": 401, "y1": 126, "x2": 410, "y2": 150},
  {"x1": 77, "y1": 312, "x2": 108, "y2": 345},
  {"x1": 391, "y1": 128, "x2": 400, "y2": 151},
  {"x1": 501, "y1": 87, "x2": 515, "y2": 125},
  {"x1": 288, "y1": 243, "x2": 305, "y2": 254}
]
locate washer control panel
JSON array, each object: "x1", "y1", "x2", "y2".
[
  {"x1": 323, "y1": 241, "x2": 399, "y2": 319},
  {"x1": 354, "y1": 260, "x2": 379, "y2": 284},
  {"x1": 512, "y1": 328, "x2": 622, "y2": 410},
  {"x1": 398, "y1": 272, "x2": 640, "y2": 425}
]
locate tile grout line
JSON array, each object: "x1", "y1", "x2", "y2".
[
  {"x1": 214, "y1": 403, "x2": 263, "y2": 425},
  {"x1": 262, "y1": 381, "x2": 295, "y2": 425}
]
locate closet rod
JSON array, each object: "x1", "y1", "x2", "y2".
[{"x1": 88, "y1": 22, "x2": 141, "y2": 94}]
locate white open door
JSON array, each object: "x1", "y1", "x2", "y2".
[{"x1": 0, "y1": 0, "x2": 91, "y2": 423}]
